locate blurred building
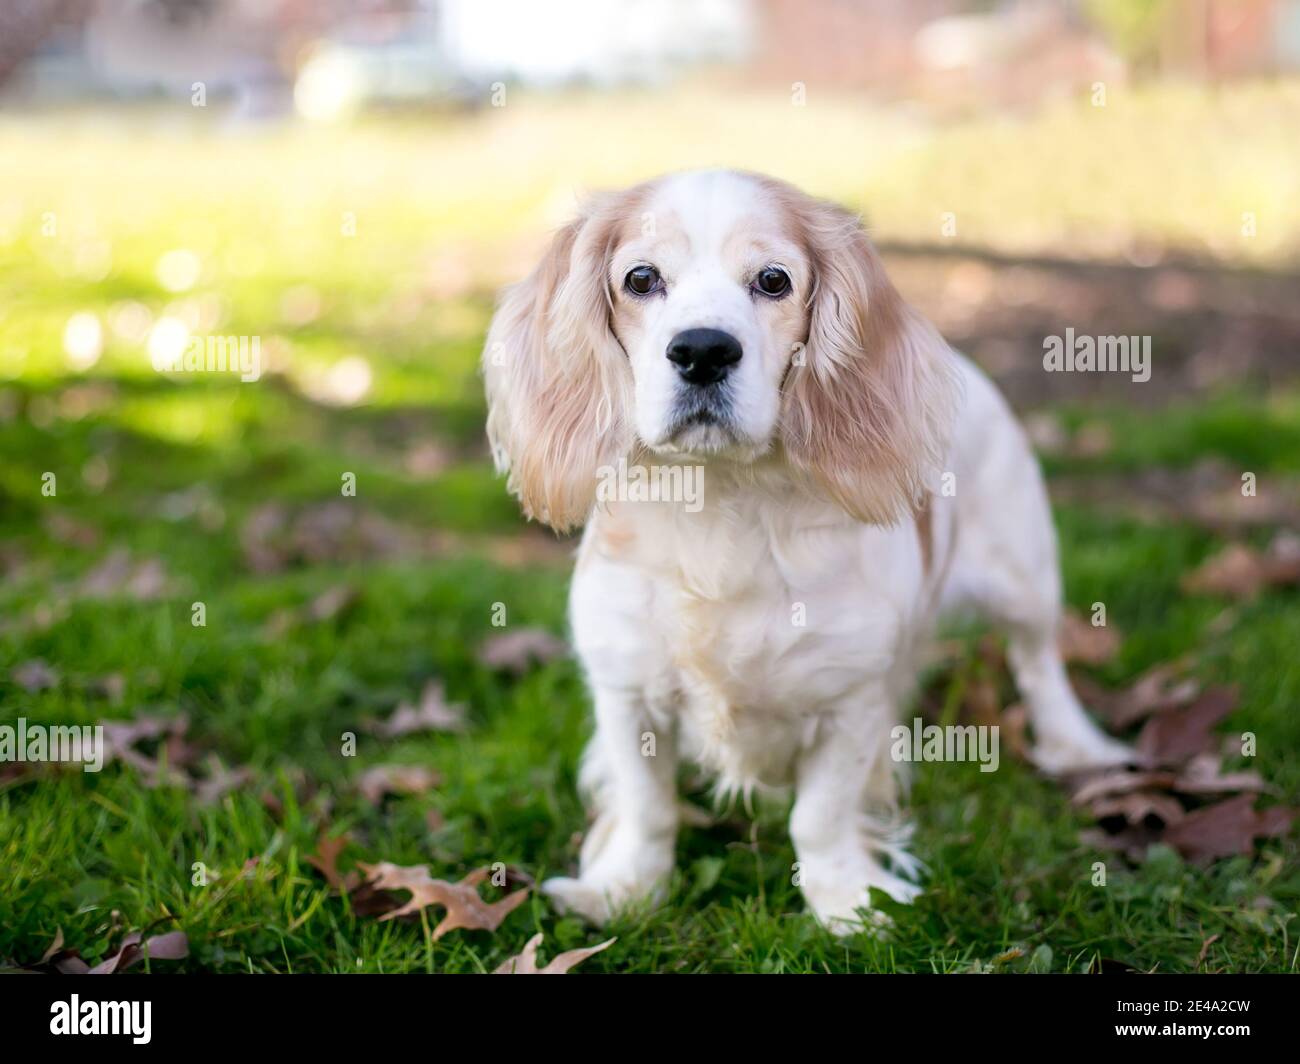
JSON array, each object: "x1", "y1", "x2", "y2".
[{"x1": 2, "y1": 0, "x2": 1299, "y2": 115}]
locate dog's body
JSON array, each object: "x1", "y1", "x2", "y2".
[{"x1": 484, "y1": 169, "x2": 1129, "y2": 930}]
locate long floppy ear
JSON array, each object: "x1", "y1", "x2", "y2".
[
  {"x1": 483, "y1": 195, "x2": 634, "y2": 532},
  {"x1": 780, "y1": 198, "x2": 961, "y2": 525}
]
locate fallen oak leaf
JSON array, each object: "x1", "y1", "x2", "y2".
[
  {"x1": 477, "y1": 628, "x2": 568, "y2": 675},
  {"x1": 1136, "y1": 686, "x2": 1238, "y2": 766},
  {"x1": 1162, "y1": 794, "x2": 1295, "y2": 864},
  {"x1": 357, "y1": 863, "x2": 529, "y2": 938},
  {"x1": 12, "y1": 659, "x2": 58, "y2": 692},
  {"x1": 998, "y1": 701, "x2": 1031, "y2": 762},
  {"x1": 79, "y1": 548, "x2": 170, "y2": 601},
  {"x1": 307, "y1": 584, "x2": 360, "y2": 622},
  {"x1": 1171, "y1": 752, "x2": 1268, "y2": 797},
  {"x1": 1181, "y1": 536, "x2": 1300, "y2": 599},
  {"x1": 1080, "y1": 823, "x2": 1163, "y2": 863},
  {"x1": 305, "y1": 831, "x2": 361, "y2": 893},
  {"x1": 1073, "y1": 661, "x2": 1201, "y2": 731},
  {"x1": 347, "y1": 880, "x2": 407, "y2": 919},
  {"x1": 1070, "y1": 769, "x2": 1178, "y2": 806},
  {"x1": 98, "y1": 712, "x2": 195, "y2": 787},
  {"x1": 88, "y1": 930, "x2": 189, "y2": 975},
  {"x1": 193, "y1": 755, "x2": 256, "y2": 806},
  {"x1": 1090, "y1": 790, "x2": 1186, "y2": 827},
  {"x1": 356, "y1": 764, "x2": 441, "y2": 804},
  {"x1": 47, "y1": 949, "x2": 91, "y2": 975},
  {"x1": 368, "y1": 681, "x2": 467, "y2": 738},
  {"x1": 89, "y1": 673, "x2": 126, "y2": 704},
  {"x1": 52, "y1": 952, "x2": 91, "y2": 974},
  {"x1": 18, "y1": 927, "x2": 187, "y2": 975},
  {"x1": 494, "y1": 933, "x2": 616, "y2": 974},
  {"x1": 1059, "y1": 610, "x2": 1121, "y2": 666}
]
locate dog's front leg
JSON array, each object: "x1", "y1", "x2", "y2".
[
  {"x1": 791, "y1": 687, "x2": 920, "y2": 935},
  {"x1": 542, "y1": 686, "x2": 678, "y2": 925}
]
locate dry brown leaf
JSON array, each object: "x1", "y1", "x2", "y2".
[
  {"x1": 1136, "y1": 686, "x2": 1238, "y2": 766},
  {"x1": 1071, "y1": 422, "x2": 1113, "y2": 458},
  {"x1": 307, "y1": 584, "x2": 360, "y2": 622},
  {"x1": 1162, "y1": 795, "x2": 1295, "y2": 864},
  {"x1": 1070, "y1": 769, "x2": 1178, "y2": 806},
  {"x1": 1058, "y1": 610, "x2": 1121, "y2": 665},
  {"x1": 26, "y1": 928, "x2": 189, "y2": 975},
  {"x1": 193, "y1": 755, "x2": 256, "y2": 805},
  {"x1": 403, "y1": 439, "x2": 451, "y2": 479},
  {"x1": 1074, "y1": 661, "x2": 1202, "y2": 730},
  {"x1": 356, "y1": 764, "x2": 441, "y2": 803},
  {"x1": 1090, "y1": 791, "x2": 1186, "y2": 827},
  {"x1": 1181, "y1": 536, "x2": 1300, "y2": 599},
  {"x1": 240, "y1": 502, "x2": 422, "y2": 574},
  {"x1": 357, "y1": 863, "x2": 529, "y2": 937},
  {"x1": 369, "y1": 681, "x2": 467, "y2": 737},
  {"x1": 98, "y1": 712, "x2": 195, "y2": 786},
  {"x1": 12, "y1": 659, "x2": 59, "y2": 692},
  {"x1": 87, "y1": 930, "x2": 189, "y2": 975},
  {"x1": 1080, "y1": 823, "x2": 1164, "y2": 863},
  {"x1": 89, "y1": 673, "x2": 126, "y2": 704},
  {"x1": 999, "y1": 701, "x2": 1031, "y2": 762},
  {"x1": 1171, "y1": 753, "x2": 1268, "y2": 796},
  {"x1": 494, "y1": 932, "x2": 616, "y2": 974},
  {"x1": 80, "y1": 548, "x2": 169, "y2": 601},
  {"x1": 477, "y1": 628, "x2": 568, "y2": 675},
  {"x1": 305, "y1": 831, "x2": 361, "y2": 893},
  {"x1": 45, "y1": 512, "x2": 101, "y2": 549}
]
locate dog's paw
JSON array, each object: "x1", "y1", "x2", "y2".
[
  {"x1": 541, "y1": 833, "x2": 672, "y2": 926},
  {"x1": 801, "y1": 866, "x2": 920, "y2": 938},
  {"x1": 541, "y1": 871, "x2": 666, "y2": 926},
  {"x1": 541, "y1": 876, "x2": 617, "y2": 925},
  {"x1": 1030, "y1": 731, "x2": 1134, "y2": 775}
]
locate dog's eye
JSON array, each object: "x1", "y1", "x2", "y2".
[
  {"x1": 754, "y1": 267, "x2": 791, "y2": 298},
  {"x1": 624, "y1": 265, "x2": 662, "y2": 296}
]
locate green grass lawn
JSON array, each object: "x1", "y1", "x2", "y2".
[{"x1": 2, "y1": 87, "x2": 1299, "y2": 973}]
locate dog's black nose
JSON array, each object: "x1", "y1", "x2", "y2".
[{"x1": 666, "y1": 328, "x2": 742, "y2": 385}]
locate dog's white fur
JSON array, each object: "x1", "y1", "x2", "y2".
[{"x1": 483, "y1": 170, "x2": 1130, "y2": 932}]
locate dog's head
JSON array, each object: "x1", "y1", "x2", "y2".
[{"x1": 484, "y1": 169, "x2": 959, "y2": 531}]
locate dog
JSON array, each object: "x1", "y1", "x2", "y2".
[{"x1": 482, "y1": 169, "x2": 1131, "y2": 932}]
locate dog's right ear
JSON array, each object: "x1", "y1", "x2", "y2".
[{"x1": 483, "y1": 196, "x2": 633, "y2": 532}]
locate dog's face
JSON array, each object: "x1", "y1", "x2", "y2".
[
  {"x1": 605, "y1": 171, "x2": 809, "y2": 459},
  {"x1": 484, "y1": 169, "x2": 957, "y2": 531}
]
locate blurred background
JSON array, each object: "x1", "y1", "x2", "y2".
[
  {"x1": 5, "y1": 0, "x2": 1300, "y2": 685},
  {"x1": 2, "y1": 0, "x2": 1299, "y2": 669},
  {"x1": 2, "y1": 0, "x2": 1300, "y2": 975}
]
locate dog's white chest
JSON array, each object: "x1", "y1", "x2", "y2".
[{"x1": 582, "y1": 496, "x2": 926, "y2": 789}]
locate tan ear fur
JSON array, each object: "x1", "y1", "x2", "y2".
[
  {"x1": 779, "y1": 196, "x2": 959, "y2": 524},
  {"x1": 483, "y1": 194, "x2": 635, "y2": 531}
]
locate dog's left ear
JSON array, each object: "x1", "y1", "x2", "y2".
[{"x1": 781, "y1": 199, "x2": 960, "y2": 525}]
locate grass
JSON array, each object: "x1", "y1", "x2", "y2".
[{"x1": 1, "y1": 83, "x2": 1299, "y2": 973}]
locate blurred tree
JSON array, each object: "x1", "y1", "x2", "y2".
[{"x1": 1084, "y1": 0, "x2": 1179, "y2": 74}]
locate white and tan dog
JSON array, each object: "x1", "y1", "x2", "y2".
[{"x1": 483, "y1": 169, "x2": 1130, "y2": 931}]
